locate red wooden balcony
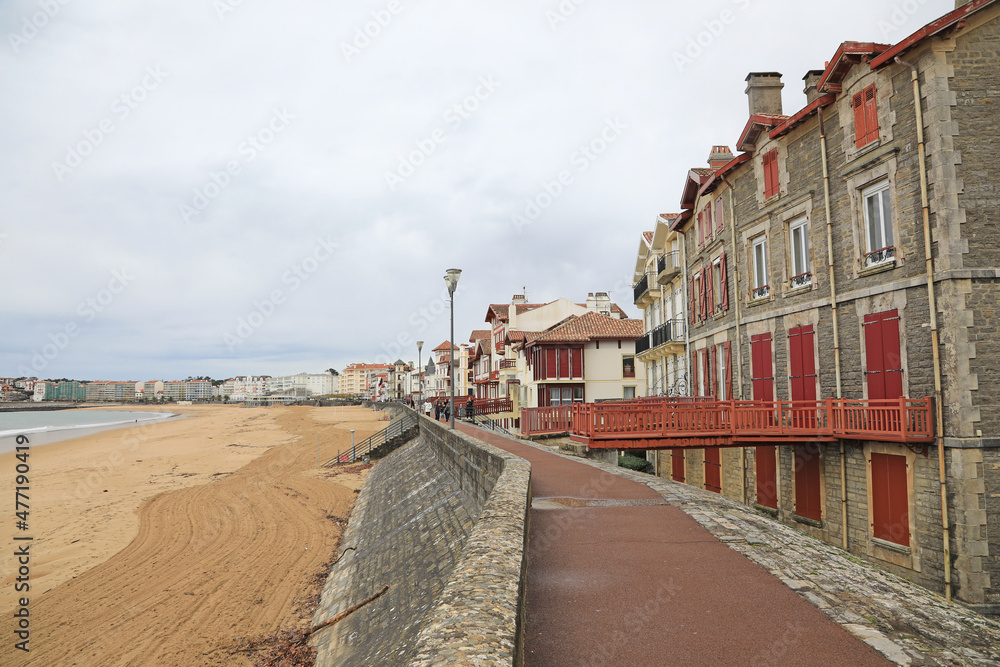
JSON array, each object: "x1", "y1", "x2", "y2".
[
  {"x1": 521, "y1": 405, "x2": 574, "y2": 436},
  {"x1": 569, "y1": 396, "x2": 933, "y2": 450},
  {"x1": 471, "y1": 397, "x2": 513, "y2": 415},
  {"x1": 499, "y1": 359, "x2": 517, "y2": 369}
]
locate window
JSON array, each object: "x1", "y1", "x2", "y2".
[
  {"x1": 704, "y1": 202, "x2": 713, "y2": 242},
  {"x1": 705, "y1": 263, "x2": 715, "y2": 317},
  {"x1": 751, "y1": 236, "x2": 769, "y2": 300},
  {"x1": 695, "y1": 272, "x2": 705, "y2": 322},
  {"x1": 853, "y1": 84, "x2": 880, "y2": 148},
  {"x1": 864, "y1": 310, "x2": 903, "y2": 401},
  {"x1": 871, "y1": 452, "x2": 910, "y2": 546},
  {"x1": 862, "y1": 181, "x2": 894, "y2": 268},
  {"x1": 789, "y1": 218, "x2": 811, "y2": 288},
  {"x1": 788, "y1": 325, "x2": 817, "y2": 401},
  {"x1": 717, "y1": 343, "x2": 729, "y2": 400},
  {"x1": 622, "y1": 355, "x2": 635, "y2": 378},
  {"x1": 708, "y1": 259, "x2": 720, "y2": 314},
  {"x1": 690, "y1": 273, "x2": 700, "y2": 324},
  {"x1": 715, "y1": 195, "x2": 724, "y2": 232},
  {"x1": 762, "y1": 148, "x2": 779, "y2": 198},
  {"x1": 623, "y1": 386, "x2": 636, "y2": 399}
]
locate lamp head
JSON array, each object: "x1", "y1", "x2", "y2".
[
  {"x1": 417, "y1": 340, "x2": 423, "y2": 352},
  {"x1": 444, "y1": 268, "x2": 462, "y2": 295}
]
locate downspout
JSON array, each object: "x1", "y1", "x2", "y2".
[
  {"x1": 897, "y1": 56, "x2": 951, "y2": 603},
  {"x1": 680, "y1": 229, "x2": 691, "y2": 395},
  {"x1": 818, "y1": 106, "x2": 849, "y2": 552},
  {"x1": 721, "y1": 174, "x2": 747, "y2": 505}
]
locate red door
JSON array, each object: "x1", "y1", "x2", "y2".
[
  {"x1": 704, "y1": 447, "x2": 721, "y2": 493},
  {"x1": 671, "y1": 448, "x2": 685, "y2": 483},
  {"x1": 794, "y1": 444, "x2": 822, "y2": 521},
  {"x1": 756, "y1": 445, "x2": 778, "y2": 509},
  {"x1": 864, "y1": 310, "x2": 903, "y2": 401},
  {"x1": 751, "y1": 333, "x2": 775, "y2": 428},
  {"x1": 871, "y1": 452, "x2": 909, "y2": 546}
]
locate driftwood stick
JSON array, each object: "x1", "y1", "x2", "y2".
[{"x1": 304, "y1": 585, "x2": 389, "y2": 639}]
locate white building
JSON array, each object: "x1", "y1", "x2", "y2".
[{"x1": 267, "y1": 372, "x2": 338, "y2": 397}]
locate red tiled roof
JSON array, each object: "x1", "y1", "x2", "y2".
[
  {"x1": 433, "y1": 340, "x2": 458, "y2": 352},
  {"x1": 486, "y1": 304, "x2": 509, "y2": 322},
  {"x1": 817, "y1": 41, "x2": 892, "y2": 93},
  {"x1": 527, "y1": 311, "x2": 643, "y2": 344},
  {"x1": 514, "y1": 303, "x2": 545, "y2": 314},
  {"x1": 736, "y1": 113, "x2": 790, "y2": 152},
  {"x1": 469, "y1": 329, "x2": 490, "y2": 342},
  {"x1": 345, "y1": 363, "x2": 393, "y2": 370},
  {"x1": 642, "y1": 231, "x2": 654, "y2": 243}
]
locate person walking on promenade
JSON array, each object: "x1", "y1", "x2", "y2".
[
  {"x1": 423, "y1": 400, "x2": 432, "y2": 417},
  {"x1": 466, "y1": 397, "x2": 474, "y2": 419},
  {"x1": 435, "y1": 402, "x2": 441, "y2": 421}
]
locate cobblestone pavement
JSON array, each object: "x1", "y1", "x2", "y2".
[{"x1": 496, "y1": 432, "x2": 1000, "y2": 667}]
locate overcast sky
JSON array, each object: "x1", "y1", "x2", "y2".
[{"x1": 0, "y1": 0, "x2": 947, "y2": 381}]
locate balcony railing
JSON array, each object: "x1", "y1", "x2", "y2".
[
  {"x1": 651, "y1": 318, "x2": 684, "y2": 349},
  {"x1": 521, "y1": 405, "x2": 573, "y2": 436},
  {"x1": 470, "y1": 397, "x2": 513, "y2": 415},
  {"x1": 657, "y1": 251, "x2": 680, "y2": 283},
  {"x1": 499, "y1": 359, "x2": 516, "y2": 369},
  {"x1": 751, "y1": 284, "x2": 770, "y2": 301},
  {"x1": 633, "y1": 273, "x2": 651, "y2": 304},
  {"x1": 864, "y1": 245, "x2": 895, "y2": 269},
  {"x1": 568, "y1": 396, "x2": 933, "y2": 448},
  {"x1": 635, "y1": 333, "x2": 652, "y2": 355},
  {"x1": 790, "y1": 271, "x2": 812, "y2": 289}
]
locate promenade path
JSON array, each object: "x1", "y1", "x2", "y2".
[{"x1": 454, "y1": 422, "x2": 890, "y2": 666}]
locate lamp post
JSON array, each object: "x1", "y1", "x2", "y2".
[
  {"x1": 444, "y1": 268, "x2": 462, "y2": 429},
  {"x1": 416, "y1": 340, "x2": 423, "y2": 411}
]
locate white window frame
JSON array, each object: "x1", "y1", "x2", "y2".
[
  {"x1": 717, "y1": 345, "x2": 727, "y2": 400},
  {"x1": 623, "y1": 386, "x2": 636, "y2": 400},
  {"x1": 862, "y1": 181, "x2": 894, "y2": 266},
  {"x1": 751, "y1": 236, "x2": 769, "y2": 300},
  {"x1": 789, "y1": 217, "x2": 811, "y2": 288}
]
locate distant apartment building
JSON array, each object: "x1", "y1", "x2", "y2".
[
  {"x1": 33, "y1": 380, "x2": 87, "y2": 402},
  {"x1": 85, "y1": 381, "x2": 138, "y2": 402},
  {"x1": 267, "y1": 372, "x2": 337, "y2": 397},
  {"x1": 138, "y1": 380, "x2": 165, "y2": 401},
  {"x1": 341, "y1": 363, "x2": 393, "y2": 398},
  {"x1": 430, "y1": 342, "x2": 471, "y2": 400}
]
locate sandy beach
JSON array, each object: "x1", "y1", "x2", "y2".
[{"x1": 0, "y1": 404, "x2": 384, "y2": 666}]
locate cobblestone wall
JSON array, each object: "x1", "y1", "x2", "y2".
[{"x1": 311, "y1": 414, "x2": 530, "y2": 666}]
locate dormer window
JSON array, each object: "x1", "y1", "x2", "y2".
[
  {"x1": 853, "y1": 84, "x2": 880, "y2": 148},
  {"x1": 762, "y1": 148, "x2": 779, "y2": 199}
]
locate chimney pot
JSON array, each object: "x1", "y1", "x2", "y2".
[
  {"x1": 708, "y1": 145, "x2": 735, "y2": 169},
  {"x1": 802, "y1": 69, "x2": 825, "y2": 104},
  {"x1": 745, "y1": 72, "x2": 784, "y2": 116}
]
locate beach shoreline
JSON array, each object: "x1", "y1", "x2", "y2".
[{"x1": 0, "y1": 404, "x2": 384, "y2": 666}]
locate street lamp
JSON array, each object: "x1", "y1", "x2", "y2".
[
  {"x1": 444, "y1": 268, "x2": 462, "y2": 429},
  {"x1": 416, "y1": 340, "x2": 423, "y2": 412}
]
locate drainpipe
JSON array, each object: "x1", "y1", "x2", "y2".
[
  {"x1": 818, "y1": 106, "x2": 849, "y2": 551},
  {"x1": 680, "y1": 229, "x2": 691, "y2": 395},
  {"x1": 897, "y1": 56, "x2": 951, "y2": 603},
  {"x1": 721, "y1": 174, "x2": 747, "y2": 505}
]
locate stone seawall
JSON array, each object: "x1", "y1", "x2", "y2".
[{"x1": 311, "y1": 410, "x2": 530, "y2": 666}]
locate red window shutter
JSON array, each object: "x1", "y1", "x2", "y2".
[
  {"x1": 864, "y1": 310, "x2": 902, "y2": 401},
  {"x1": 691, "y1": 349, "x2": 699, "y2": 396},
  {"x1": 705, "y1": 263, "x2": 715, "y2": 317},
  {"x1": 762, "y1": 151, "x2": 772, "y2": 194},
  {"x1": 715, "y1": 196, "x2": 724, "y2": 232},
  {"x1": 751, "y1": 333, "x2": 774, "y2": 401},
  {"x1": 698, "y1": 267, "x2": 707, "y2": 321},
  {"x1": 671, "y1": 448, "x2": 685, "y2": 483},
  {"x1": 704, "y1": 447, "x2": 721, "y2": 493},
  {"x1": 756, "y1": 445, "x2": 778, "y2": 509},
  {"x1": 864, "y1": 85, "x2": 879, "y2": 144},
  {"x1": 719, "y1": 251, "x2": 729, "y2": 312},
  {"x1": 705, "y1": 203, "x2": 713, "y2": 241},
  {"x1": 853, "y1": 91, "x2": 867, "y2": 148},
  {"x1": 572, "y1": 347, "x2": 582, "y2": 378},
  {"x1": 788, "y1": 325, "x2": 816, "y2": 403},
  {"x1": 789, "y1": 327, "x2": 804, "y2": 402},
  {"x1": 546, "y1": 348, "x2": 556, "y2": 380},
  {"x1": 697, "y1": 210, "x2": 704, "y2": 246},
  {"x1": 794, "y1": 445, "x2": 822, "y2": 521},
  {"x1": 871, "y1": 452, "x2": 910, "y2": 545},
  {"x1": 689, "y1": 279, "x2": 697, "y2": 325},
  {"x1": 723, "y1": 341, "x2": 733, "y2": 400},
  {"x1": 769, "y1": 149, "x2": 780, "y2": 197},
  {"x1": 763, "y1": 149, "x2": 779, "y2": 198}
]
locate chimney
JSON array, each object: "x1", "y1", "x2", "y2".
[
  {"x1": 708, "y1": 145, "x2": 734, "y2": 169},
  {"x1": 511, "y1": 294, "x2": 526, "y2": 304},
  {"x1": 586, "y1": 292, "x2": 597, "y2": 311},
  {"x1": 594, "y1": 291, "x2": 612, "y2": 316},
  {"x1": 802, "y1": 69, "x2": 824, "y2": 104},
  {"x1": 745, "y1": 72, "x2": 784, "y2": 116}
]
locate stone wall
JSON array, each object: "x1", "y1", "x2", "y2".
[{"x1": 311, "y1": 411, "x2": 530, "y2": 666}]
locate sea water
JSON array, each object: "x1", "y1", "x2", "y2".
[{"x1": 0, "y1": 410, "x2": 176, "y2": 453}]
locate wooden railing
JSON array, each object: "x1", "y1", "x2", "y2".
[
  {"x1": 569, "y1": 396, "x2": 933, "y2": 446},
  {"x1": 470, "y1": 397, "x2": 513, "y2": 415},
  {"x1": 521, "y1": 405, "x2": 573, "y2": 436}
]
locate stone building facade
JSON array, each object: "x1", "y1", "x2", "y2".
[{"x1": 635, "y1": 1, "x2": 1000, "y2": 612}]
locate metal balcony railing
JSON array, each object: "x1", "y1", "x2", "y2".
[{"x1": 633, "y1": 273, "x2": 651, "y2": 304}]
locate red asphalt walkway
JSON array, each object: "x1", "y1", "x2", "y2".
[{"x1": 456, "y1": 422, "x2": 890, "y2": 667}]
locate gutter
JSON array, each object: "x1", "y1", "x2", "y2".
[{"x1": 721, "y1": 173, "x2": 747, "y2": 505}]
